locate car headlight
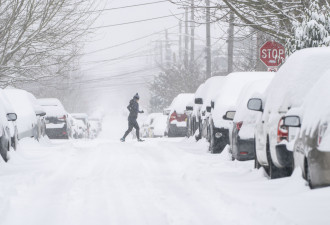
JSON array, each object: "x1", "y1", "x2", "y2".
[{"x1": 215, "y1": 132, "x2": 222, "y2": 138}]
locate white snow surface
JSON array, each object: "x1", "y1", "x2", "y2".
[
  {"x1": 263, "y1": 47, "x2": 330, "y2": 121},
  {"x1": 37, "y1": 98, "x2": 67, "y2": 118},
  {"x1": 169, "y1": 93, "x2": 194, "y2": 114},
  {"x1": 234, "y1": 78, "x2": 274, "y2": 139},
  {"x1": 4, "y1": 89, "x2": 37, "y2": 135},
  {"x1": 0, "y1": 114, "x2": 329, "y2": 225},
  {"x1": 298, "y1": 70, "x2": 330, "y2": 151},
  {"x1": 150, "y1": 113, "x2": 167, "y2": 136},
  {"x1": 212, "y1": 72, "x2": 273, "y2": 128}
]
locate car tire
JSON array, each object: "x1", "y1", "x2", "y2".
[
  {"x1": 266, "y1": 136, "x2": 282, "y2": 179},
  {"x1": 305, "y1": 158, "x2": 314, "y2": 189},
  {"x1": 1, "y1": 140, "x2": 9, "y2": 162},
  {"x1": 209, "y1": 125, "x2": 220, "y2": 154}
]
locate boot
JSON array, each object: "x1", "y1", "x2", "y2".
[
  {"x1": 137, "y1": 138, "x2": 144, "y2": 142},
  {"x1": 120, "y1": 137, "x2": 125, "y2": 142}
]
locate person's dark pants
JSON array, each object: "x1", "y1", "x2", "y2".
[{"x1": 123, "y1": 118, "x2": 140, "y2": 139}]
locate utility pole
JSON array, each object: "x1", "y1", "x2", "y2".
[
  {"x1": 227, "y1": 11, "x2": 234, "y2": 74},
  {"x1": 256, "y1": 30, "x2": 266, "y2": 71},
  {"x1": 159, "y1": 41, "x2": 163, "y2": 67},
  {"x1": 184, "y1": 7, "x2": 189, "y2": 68},
  {"x1": 190, "y1": 0, "x2": 195, "y2": 64},
  {"x1": 205, "y1": 0, "x2": 211, "y2": 78},
  {"x1": 165, "y1": 29, "x2": 171, "y2": 68},
  {"x1": 179, "y1": 21, "x2": 182, "y2": 61}
]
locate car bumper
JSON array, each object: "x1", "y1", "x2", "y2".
[
  {"x1": 46, "y1": 128, "x2": 68, "y2": 139},
  {"x1": 309, "y1": 149, "x2": 330, "y2": 188},
  {"x1": 233, "y1": 138, "x2": 255, "y2": 161},
  {"x1": 168, "y1": 124, "x2": 187, "y2": 137}
]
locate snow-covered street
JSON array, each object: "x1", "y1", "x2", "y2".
[{"x1": 0, "y1": 117, "x2": 329, "y2": 225}]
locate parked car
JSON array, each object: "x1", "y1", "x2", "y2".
[
  {"x1": 247, "y1": 47, "x2": 330, "y2": 179},
  {"x1": 231, "y1": 77, "x2": 274, "y2": 161},
  {"x1": 283, "y1": 71, "x2": 330, "y2": 188},
  {"x1": 149, "y1": 113, "x2": 167, "y2": 138},
  {"x1": 141, "y1": 114, "x2": 157, "y2": 138},
  {"x1": 199, "y1": 76, "x2": 227, "y2": 141},
  {"x1": 71, "y1": 113, "x2": 90, "y2": 138},
  {"x1": 37, "y1": 98, "x2": 70, "y2": 139},
  {"x1": 166, "y1": 93, "x2": 194, "y2": 137},
  {"x1": 187, "y1": 83, "x2": 205, "y2": 138},
  {"x1": 0, "y1": 89, "x2": 19, "y2": 150},
  {"x1": 208, "y1": 72, "x2": 272, "y2": 154},
  {"x1": 4, "y1": 89, "x2": 42, "y2": 140}
]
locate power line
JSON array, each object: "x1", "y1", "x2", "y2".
[
  {"x1": 81, "y1": 25, "x2": 178, "y2": 55},
  {"x1": 88, "y1": 12, "x2": 185, "y2": 30},
  {"x1": 83, "y1": 0, "x2": 168, "y2": 14}
]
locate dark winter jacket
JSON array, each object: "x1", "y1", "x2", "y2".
[{"x1": 127, "y1": 99, "x2": 142, "y2": 120}]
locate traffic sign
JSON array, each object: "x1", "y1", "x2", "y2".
[{"x1": 260, "y1": 41, "x2": 285, "y2": 68}]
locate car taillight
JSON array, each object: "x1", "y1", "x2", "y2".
[
  {"x1": 318, "y1": 123, "x2": 328, "y2": 146},
  {"x1": 277, "y1": 117, "x2": 288, "y2": 143},
  {"x1": 236, "y1": 121, "x2": 243, "y2": 131},
  {"x1": 169, "y1": 111, "x2": 177, "y2": 123},
  {"x1": 59, "y1": 115, "x2": 66, "y2": 121}
]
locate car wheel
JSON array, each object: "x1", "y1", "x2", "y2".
[
  {"x1": 305, "y1": 158, "x2": 314, "y2": 189},
  {"x1": 266, "y1": 136, "x2": 282, "y2": 179}
]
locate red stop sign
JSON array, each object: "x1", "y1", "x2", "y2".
[{"x1": 260, "y1": 41, "x2": 286, "y2": 67}]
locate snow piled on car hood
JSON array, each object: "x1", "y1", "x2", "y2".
[
  {"x1": 263, "y1": 47, "x2": 330, "y2": 122},
  {"x1": 298, "y1": 70, "x2": 330, "y2": 152},
  {"x1": 212, "y1": 72, "x2": 273, "y2": 128}
]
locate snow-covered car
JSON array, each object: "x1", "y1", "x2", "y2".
[
  {"x1": 74, "y1": 118, "x2": 87, "y2": 139},
  {"x1": 4, "y1": 89, "x2": 41, "y2": 140},
  {"x1": 247, "y1": 47, "x2": 330, "y2": 179},
  {"x1": 187, "y1": 83, "x2": 205, "y2": 138},
  {"x1": 71, "y1": 113, "x2": 90, "y2": 138},
  {"x1": 166, "y1": 93, "x2": 194, "y2": 137},
  {"x1": 26, "y1": 92, "x2": 47, "y2": 140},
  {"x1": 37, "y1": 98, "x2": 70, "y2": 139},
  {"x1": 0, "y1": 102, "x2": 15, "y2": 162},
  {"x1": 149, "y1": 113, "x2": 168, "y2": 138},
  {"x1": 0, "y1": 89, "x2": 19, "y2": 150},
  {"x1": 198, "y1": 76, "x2": 227, "y2": 141},
  {"x1": 231, "y1": 77, "x2": 274, "y2": 161},
  {"x1": 283, "y1": 71, "x2": 330, "y2": 188},
  {"x1": 208, "y1": 72, "x2": 273, "y2": 154},
  {"x1": 141, "y1": 114, "x2": 156, "y2": 138}
]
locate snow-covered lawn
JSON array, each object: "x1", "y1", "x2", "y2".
[{"x1": 0, "y1": 117, "x2": 329, "y2": 225}]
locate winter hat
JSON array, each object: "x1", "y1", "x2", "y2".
[{"x1": 133, "y1": 93, "x2": 140, "y2": 100}]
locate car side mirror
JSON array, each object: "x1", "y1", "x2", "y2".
[
  {"x1": 186, "y1": 106, "x2": 193, "y2": 111},
  {"x1": 194, "y1": 98, "x2": 203, "y2": 104},
  {"x1": 247, "y1": 98, "x2": 263, "y2": 112},
  {"x1": 283, "y1": 116, "x2": 301, "y2": 127},
  {"x1": 206, "y1": 106, "x2": 211, "y2": 113},
  {"x1": 163, "y1": 109, "x2": 170, "y2": 116},
  {"x1": 223, "y1": 111, "x2": 236, "y2": 121},
  {"x1": 7, "y1": 113, "x2": 17, "y2": 121}
]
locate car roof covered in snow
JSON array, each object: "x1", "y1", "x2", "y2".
[
  {"x1": 200, "y1": 76, "x2": 227, "y2": 111},
  {"x1": 234, "y1": 77, "x2": 274, "y2": 123},
  {"x1": 212, "y1": 72, "x2": 273, "y2": 128},
  {"x1": 71, "y1": 113, "x2": 89, "y2": 119},
  {"x1": 264, "y1": 47, "x2": 330, "y2": 118},
  {"x1": 170, "y1": 93, "x2": 195, "y2": 114},
  {"x1": 37, "y1": 98, "x2": 66, "y2": 117},
  {"x1": 4, "y1": 89, "x2": 37, "y2": 133}
]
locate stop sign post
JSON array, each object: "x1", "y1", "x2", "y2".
[{"x1": 260, "y1": 41, "x2": 285, "y2": 70}]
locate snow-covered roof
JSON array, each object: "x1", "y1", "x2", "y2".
[
  {"x1": 212, "y1": 72, "x2": 273, "y2": 128},
  {"x1": 200, "y1": 76, "x2": 227, "y2": 112},
  {"x1": 234, "y1": 77, "x2": 274, "y2": 123},
  {"x1": 264, "y1": 47, "x2": 330, "y2": 117},
  {"x1": 37, "y1": 98, "x2": 67, "y2": 117},
  {"x1": 4, "y1": 89, "x2": 37, "y2": 134},
  {"x1": 170, "y1": 93, "x2": 195, "y2": 114}
]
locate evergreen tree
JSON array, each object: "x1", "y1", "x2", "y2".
[
  {"x1": 287, "y1": 0, "x2": 330, "y2": 54},
  {"x1": 149, "y1": 63, "x2": 204, "y2": 113}
]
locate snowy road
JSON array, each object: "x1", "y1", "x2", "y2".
[{"x1": 0, "y1": 117, "x2": 330, "y2": 225}]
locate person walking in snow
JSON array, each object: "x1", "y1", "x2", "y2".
[{"x1": 120, "y1": 93, "x2": 144, "y2": 142}]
